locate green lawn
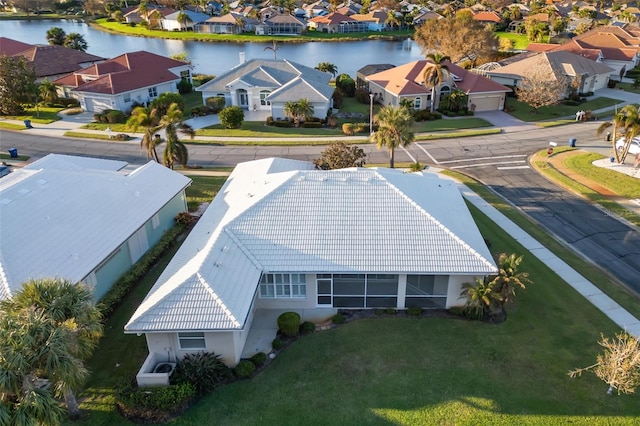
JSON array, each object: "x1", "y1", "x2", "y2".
[
  {"x1": 2, "y1": 106, "x2": 65, "y2": 124},
  {"x1": 65, "y1": 174, "x2": 640, "y2": 426},
  {"x1": 506, "y1": 97, "x2": 622, "y2": 122},
  {"x1": 413, "y1": 117, "x2": 493, "y2": 132},
  {"x1": 496, "y1": 31, "x2": 531, "y2": 50}
]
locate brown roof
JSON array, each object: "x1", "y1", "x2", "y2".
[
  {"x1": 526, "y1": 13, "x2": 551, "y2": 22},
  {"x1": 573, "y1": 25, "x2": 640, "y2": 49},
  {"x1": 366, "y1": 60, "x2": 510, "y2": 97},
  {"x1": 0, "y1": 37, "x2": 33, "y2": 56},
  {"x1": 526, "y1": 43, "x2": 558, "y2": 52},
  {"x1": 488, "y1": 51, "x2": 613, "y2": 80},
  {"x1": 473, "y1": 11, "x2": 501, "y2": 23},
  {"x1": 54, "y1": 51, "x2": 187, "y2": 95},
  {"x1": 309, "y1": 12, "x2": 355, "y2": 24}
]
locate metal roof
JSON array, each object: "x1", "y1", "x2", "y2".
[
  {"x1": 126, "y1": 158, "x2": 496, "y2": 333},
  {"x1": 0, "y1": 155, "x2": 191, "y2": 301}
]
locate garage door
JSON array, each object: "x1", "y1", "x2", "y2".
[
  {"x1": 472, "y1": 96, "x2": 502, "y2": 112},
  {"x1": 86, "y1": 97, "x2": 111, "y2": 112}
]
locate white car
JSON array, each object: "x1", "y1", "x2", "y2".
[{"x1": 615, "y1": 136, "x2": 640, "y2": 155}]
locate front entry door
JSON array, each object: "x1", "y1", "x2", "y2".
[{"x1": 238, "y1": 89, "x2": 248, "y2": 108}]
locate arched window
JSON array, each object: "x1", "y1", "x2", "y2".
[
  {"x1": 439, "y1": 85, "x2": 451, "y2": 100},
  {"x1": 260, "y1": 90, "x2": 271, "y2": 106}
]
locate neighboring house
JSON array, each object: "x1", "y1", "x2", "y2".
[
  {"x1": 195, "y1": 12, "x2": 258, "y2": 34},
  {"x1": 308, "y1": 12, "x2": 367, "y2": 33},
  {"x1": 412, "y1": 11, "x2": 443, "y2": 27},
  {"x1": 196, "y1": 58, "x2": 333, "y2": 119},
  {"x1": 350, "y1": 10, "x2": 390, "y2": 31},
  {"x1": 483, "y1": 51, "x2": 614, "y2": 93},
  {"x1": 366, "y1": 60, "x2": 511, "y2": 112},
  {"x1": 472, "y1": 11, "x2": 502, "y2": 25},
  {"x1": 356, "y1": 63, "x2": 396, "y2": 90},
  {"x1": 0, "y1": 37, "x2": 104, "y2": 82},
  {"x1": 0, "y1": 154, "x2": 191, "y2": 302},
  {"x1": 125, "y1": 157, "x2": 497, "y2": 375},
  {"x1": 161, "y1": 10, "x2": 210, "y2": 31},
  {"x1": 255, "y1": 14, "x2": 306, "y2": 35},
  {"x1": 54, "y1": 51, "x2": 191, "y2": 113}
]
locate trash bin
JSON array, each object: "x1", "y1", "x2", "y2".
[
  {"x1": 606, "y1": 132, "x2": 612, "y2": 142},
  {"x1": 23, "y1": 119, "x2": 32, "y2": 129},
  {"x1": 8, "y1": 148, "x2": 18, "y2": 158},
  {"x1": 569, "y1": 138, "x2": 576, "y2": 147}
]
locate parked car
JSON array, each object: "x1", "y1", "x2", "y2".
[{"x1": 615, "y1": 136, "x2": 640, "y2": 155}]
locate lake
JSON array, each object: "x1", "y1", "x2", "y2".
[{"x1": 2, "y1": 19, "x2": 425, "y2": 77}]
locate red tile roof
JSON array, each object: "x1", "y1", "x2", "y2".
[
  {"x1": 54, "y1": 51, "x2": 188, "y2": 95},
  {"x1": 473, "y1": 11, "x2": 502, "y2": 23}
]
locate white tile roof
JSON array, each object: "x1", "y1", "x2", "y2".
[
  {"x1": 0, "y1": 155, "x2": 191, "y2": 300},
  {"x1": 126, "y1": 158, "x2": 496, "y2": 333}
]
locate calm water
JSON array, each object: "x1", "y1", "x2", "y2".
[{"x1": 1, "y1": 19, "x2": 425, "y2": 77}]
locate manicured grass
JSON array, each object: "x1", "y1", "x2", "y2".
[
  {"x1": 64, "y1": 131, "x2": 133, "y2": 141},
  {"x1": 413, "y1": 117, "x2": 493, "y2": 132},
  {"x1": 66, "y1": 173, "x2": 640, "y2": 426},
  {"x1": 190, "y1": 137, "x2": 369, "y2": 146},
  {"x1": 0, "y1": 152, "x2": 29, "y2": 161},
  {"x1": 95, "y1": 19, "x2": 412, "y2": 42},
  {"x1": 181, "y1": 91, "x2": 204, "y2": 118},
  {"x1": 444, "y1": 170, "x2": 640, "y2": 319},
  {"x1": 184, "y1": 175, "x2": 227, "y2": 211},
  {"x1": 506, "y1": 97, "x2": 621, "y2": 122},
  {"x1": 612, "y1": 82, "x2": 640, "y2": 94},
  {"x1": 415, "y1": 128, "x2": 501, "y2": 141},
  {"x1": 82, "y1": 123, "x2": 130, "y2": 132},
  {"x1": 0, "y1": 121, "x2": 27, "y2": 130},
  {"x1": 563, "y1": 152, "x2": 640, "y2": 199},
  {"x1": 496, "y1": 31, "x2": 531, "y2": 50},
  {"x1": 3, "y1": 106, "x2": 65, "y2": 124},
  {"x1": 195, "y1": 122, "x2": 346, "y2": 137}
]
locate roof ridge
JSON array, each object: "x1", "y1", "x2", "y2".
[{"x1": 197, "y1": 272, "x2": 241, "y2": 328}]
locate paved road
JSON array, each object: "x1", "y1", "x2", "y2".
[{"x1": 1, "y1": 121, "x2": 639, "y2": 296}]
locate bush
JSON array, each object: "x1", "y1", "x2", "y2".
[
  {"x1": 272, "y1": 338, "x2": 283, "y2": 350},
  {"x1": 332, "y1": 313, "x2": 345, "y2": 324},
  {"x1": 354, "y1": 88, "x2": 371, "y2": 104},
  {"x1": 300, "y1": 321, "x2": 316, "y2": 334},
  {"x1": 172, "y1": 352, "x2": 232, "y2": 394},
  {"x1": 114, "y1": 133, "x2": 130, "y2": 141},
  {"x1": 342, "y1": 123, "x2": 354, "y2": 135},
  {"x1": 274, "y1": 120, "x2": 293, "y2": 128},
  {"x1": 128, "y1": 22, "x2": 137, "y2": 27},
  {"x1": 205, "y1": 96, "x2": 226, "y2": 113},
  {"x1": 266, "y1": 116, "x2": 274, "y2": 126},
  {"x1": 302, "y1": 121, "x2": 322, "y2": 128},
  {"x1": 177, "y1": 79, "x2": 193, "y2": 94},
  {"x1": 175, "y1": 211, "x2": 197, "y2": 226},
  {"x1": 193, "y1": 73, "x2": 215, "y2": 86},
  {"x1": 98, "y1": 224, "x2": 185, "y2": 316},
  {"x1": 106, "y1": 109, "x2": 124, "y2": 124},
  {"x1": 250, "y1": 352, "x2": 267, "y2": 366},
  {"x1": 607, "y1": 80, "x2": 618, "y2": 88},
  {"x1": 219, "y1": 106, "x2": 244, "y2": 129},
  {"x1": 448, "y1": 306, "x2": 465, "y2": 317},
  {"x1": 151, "y1": 92, "x2": 185, "y2": 116},
  {"x1": 327, "y1": 115, "x2": 338, "y2": 128},
  {"x1": 116, "y1": 382, "x2": 196, "y2": 423},
  {"x1": 93, "y1": 113, "x2": 104, "y2": 122},
  {"x1": 336, "y1": 73, "x2": 355, "y2": 97},
  {"x1": 374, "y1": 309, "x2": 385, "y2": 316},
  {"x1": 332, "y1": 89, "x2": 343, "y2": 109},
  {"x1": 352, "y1": 122, "x2": 368, "y2": 133},
  {"x1": 277, "y1": 312, "x2": 300, "y2": 338},
  {"x1": 234, "y1": 360, "x2": 256, "y2": 378},
  {"x1": 385, "y1": 308, "x2": 396, "y2": 315},
  {"x1": 407, "y1": 307, "x2": 422, "y2": 316}
]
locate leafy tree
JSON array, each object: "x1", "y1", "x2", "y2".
[
  {"x1": 422, "y1": 52, "x2": 450, "y2": 112},
  {"x1": 0, "y1": 278, "x2": 103, "y2": 423},
  {"x1": 151, "y1": 92, "x2": 185, "y2": 117},
  {"x1": 219, "y1": 105, "x2": 244, "y2": 129},
  {"x1": 176, "y1": 11, "x2": 193, "y2": 30},
  {"x1": 0, "y1": 55, "x2": 37, "y2": 116},
  {"x1": 63, "y1": 33, "x2": 88, "y2": 52},
  {"x1": 596, "y1": 105, "x2": 640, "y2": 164},
  {"x1": 525, "y1": 19, "x2": 549, "y2": 42},
  {"x1": 126, "y1": 106, "x2": 162, "y2": 162},
  {"x1": 39, "y1": 79, "x2": 59, "y2": 105},
  {"x1": 158, "y1": 103, "x2": 194, "y2": 169},
  {"x1": 414, "y1": 15, "x2": 499, "y2": 66},
  {"x1": 335, "y1": 73, "x2": 355, "y2": 97},
  {"x1": 46, "y1": 27, "x2": 67, "y2": 45},
  {"x1": 516, "y1": 65, "x2": 567, "y2": 113},
  {"x1": 569, "y1": 331, "x2": 640, "y2": 395},
  {"x1": 313, "y1": 142, "x2": 366, "y2": 170},
  {"x1": 370, "y1": 105, "x2": 414, "y2": 168},
  {"x1": 315, "y1": 62, "x2": 338, "y2": 78}
]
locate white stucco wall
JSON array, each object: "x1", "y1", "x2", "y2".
[{"x1": 446, "y1": 275, "x2": 476, "y2": 308}]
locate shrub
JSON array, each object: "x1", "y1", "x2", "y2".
[
  {"x1": 274, "y1": 120, "x2": 293, "y2": 128},
  {"x1": 106, "y1": 109, "x2": 124, "y2": 124},
  {"x1": 266, "y1": 116, "x2": 274, "y2": 126},
  {"x1": 342, "y1": 123, "x2": 354, "y2": 135},
  {"x1": 272, "y1": 338, "x2": 283, "y2": 350},
  {"x1": 354, "y1": 88, "x2": 371, "y2": 104},
  {"x1": 193, "y1": 73, "x2": 215, "y2": 86},
  {"x1": 98, "y1": 224, "x2": 185, "y2": 316},
  {"x1": 114, "y1": 133, "x2": 130, "y2": 141},
  {"x1": 374, "y1": 309, "x2": 385, "y2": 316},
  {"x1": 336, "y1": 73, "x2": 355, "y2": 97},
  {"x1": 173, "y1": 352, "x2": 232, "y2": 394},
  {"x1": 302, "y1": 121, "x2": 322, "y2": 128},
  {"x1": 250, "y1": 352, "x2": 267, "y2": 366},
  {"x1": 234, "y1": 360, "x2": 256, "y2": 378},
  {"x1": 128, "y1": 22, "x2": 137, "y2": 27},
  {"x1": 327, "y1": 115, "x2": 338, "y2": 128},
  {"x1": 448, "y1": 306, "x2": 465, "y2": 317},
  {"x1": 175, "y1": 211, "x2": 197, "y2": 226},
  {"x1": 607, "y1": 80, "x2": 618, "y2": 89},
  {"x1": 205, "y1": 96, "x2": 226, "y2": 113},
  {"x1": 177, "y1": 79, "x2": 193, "y2": 94},
  {"x1": 300, "y1": 321, "x2": 316, "y2": 334},
  {"x1": 332, "y1": 89, "x2": 343, "y2": 109},
  {"x1": 93, "y1": 113, "x2": 103, "y2": 122},
  {"x1": 385, "y1": 308, "x2": 396, "y2": 315},
  {"x1": 277, "y1": 312, "x2": 301, "y2": 338},
  {"x1": 352, "y1": 122, "x2": 368, "y2": 133},
  {"x1": 332, "y1": 313, "x2": 345, "y2": 324},
  {"x1": 219, "y1": 106, "x2": 244, "y2": 129},
  {"x1": 116, "y1": 382, "x2": 196, "y2": 423},
  {"x1": 151, "y1": 92, "x2": 185, "y2": 116},
  {"x1": 407, "y1": 307, "x2": 422, "y2": 316}
]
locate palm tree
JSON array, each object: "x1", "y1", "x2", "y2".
[
  {"x1": 39, "y1": 79, "x2": 58, "y2": 105},
  {"x1": 385, "y1": 11, "x2": 400, "y2": 29},
  {"x1": 370, "y1": 105, "x2": 415, "y2": 168},
  {"x1": 127, "y1": 106, "x2": 162, "y2": 162},
  {"x1": 284, "y1": 100, "x2": 301, "y2": 126},
  {"x1": 596, "y1": 105, "x2": 640, "y2": 163},
  {"x1": 264, "y1": 40, "x2": 280, "y2": 60},
  {"x1": 63, "y1": 33, "x2": 88, "y2": 52},
  {"x1": 0, "y1": 278, "x2": 103, "y2": 422},
  {"x1": 176, "y1": 11, "x2": 193, "y2": 31},
  {"x1": 235, "y1": 15, "x2": 246, "y2": 33},
  {"x1": 297, "y1": 98, "x2": 315, "y2": 121},
  {"x1": 490, "y1": 253, "x2": 532, "y2": 306},
  {"x1": 158, "y1": 103, "x2": 195, "y2": 169},
  {"x1": 315, "y1": 62, "x2": 338, "y2": 78},
  {"x1": 460, "y1": 277, "x2": 500, "y2": 320},
  {"x1": 138, "y1": 1, "x2": 148, "y2": 20},
  {"x1": 422, "y1": 52, "x2": 451, "y2": 112},
  {"x1": 46, "y1": 27, "x2": 66, "y2": 45}
]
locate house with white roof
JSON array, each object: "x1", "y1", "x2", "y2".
[
  {"x1": 196, "y1": 58, "x2": 334, "y2": 119},
  {"x1": 0, "y1": 154, "x2": 191, "y2": 302},
  {"x1": 126, "y1": 158, "x2": 497, "y2": 380}
]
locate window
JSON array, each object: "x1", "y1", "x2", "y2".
[
  {"x1": 406, "y1": 275, "x2": 448, "y2": 308},
  {"x1": 148, "y1": 87, "x2": 158, "y2": 98},
  {"x1": 151, "y1": 214, "x2": 160, "y2": 230},
  {"x1": 260, "y1": 273, "x2": 306, "y2": 298},
  {"x1": 439, "y1": 85, "x2": 450, "y2": 100},
  {"x1": 178, "y1": 332, "x2": 206, "y2": 350},
  {"x1": 317, "y1": 274, "x2": 398, "y2": 308},
  {"x1": 260, "y1": 90, "x2": 271, "y2": 106},
  {"x1": 413, "y1": 97, "x2": 421, "y2": 109},
  {"x1": 180, "y1": 70, "x2": 191, "y2": 80},
  {"x1": 123, "y1": 93, "x2": 131, "y2": 103}
]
